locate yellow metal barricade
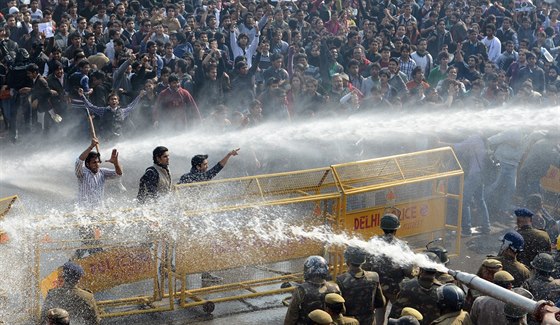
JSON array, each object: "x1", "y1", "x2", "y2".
[
  {"x1": 173, "y1": 167, "x2": 341, "y2": 312},
  {"x1": 34, "y1": 212, "x2": 174, "y2": 320},
  {"x1": 330, "y1": 147, "x2": 464, "y2": 271}
]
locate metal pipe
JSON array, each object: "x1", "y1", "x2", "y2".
[
  {"x1": 448, "y1": 269, "x2": 539, "y2": 314},
  {"x1": 448, "y1": 269, "x2": 560, "y2": 322}
]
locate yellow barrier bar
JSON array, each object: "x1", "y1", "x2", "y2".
[
  {"x1": 97, "y1": 296, "x2": 153, "y2": 306},
  {"x1": 180, "y1": 287, "x2": 296, "y2": 308},
  {"x1": 99, "y1": 306, "x2": 172, "y2": 318}
]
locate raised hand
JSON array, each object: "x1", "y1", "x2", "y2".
[{"x1": 105, "y1": 149, "x2": 119, "y2": 165}]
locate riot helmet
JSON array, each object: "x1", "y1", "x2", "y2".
[
  {"x1": 303, "y1": 255, "x2": 329, "y2": 280},
  {"x1": 500, "y1": 231, "x2": 524, "y2": 253},
  {"x1": 380, "y1": 213, "x2": 401, "y2": 231},
  {"x1": 436, "y1": 284, "x2": 465, "y2": 311},
  {"x1": 531, "y1": 253, "x2": 555, "y2": 273},
  {"x1": 344, "y1": 246, "x2": 366, "y2": 266}
]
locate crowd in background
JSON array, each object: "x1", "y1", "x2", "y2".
[{"x1": 0, "y1": 0, "x2": 559, "y2": 145}]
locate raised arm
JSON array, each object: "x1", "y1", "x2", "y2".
[
  {"x1": 76, "y1": 137, "x2": 99, "y2": 179},
  {"x1": 79, "y1": 88, "x2": 107, "y2": 117},
  {"x1": 219, "y1": 148, "x2": 240, "y2": 167},
  {"x1": 247, "y1": 33, "x2": 260, "y2": 57},
  {"x1": 121, "y1": 90, "x2": 146, "y2": 118}
]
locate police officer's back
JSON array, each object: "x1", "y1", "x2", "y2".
[
  {"x1": 390, "y1": 256, "x2": 442, "y2": 325},
  {"x1": 431, "y1": 284, "x2": 473, "y2": 325},
  {"x1": 363, "y1": 213, "x2": 413, "y2": 302},
  {"x1": 515, "y1": 208, "x2": 552, "y2": 268},
  {"x1": 41, "y1": 262, "x2": 101, "y2": 325},
  {"x1": 336, "y1": 246, "x2": 385, "y2": 325},
  {"x1": 284, "y1": 255, "x2": 341, "y2": 325}
]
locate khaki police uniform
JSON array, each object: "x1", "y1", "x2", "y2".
[
  {"x1": 363, "y1": 234, "x2": 413, "y2": 302},
  {"x1": 493, "y1": 255, "x2": 531, "y2": 288},
  {"x1": 332, "y1": 314, "x2": 359, "y2": 325},
  {"x1": 324, "y1": 293, "x2": 359, "y2": 325},
  {"x1": 336, "y1": 269, "x2": 385, "y2": 325},
  {"x1": 41, "y1": 283, "x2": 101, "y2": 325},
  {"x1": 284, "y1": 279, "x2": 340, "y2": 325},
  {"x1": 430, "y1": 310, "x2": 473, "y2": 325},
  {"x1": 517, "y1": 225, "x2": 552, "y2": 268},
  {"x1": 391, "y1": 278, "x2": 442, "y2": 325}
]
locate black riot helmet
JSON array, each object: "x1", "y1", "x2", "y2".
[
  {"x1": 531, "y1": 253, "x2": 555, "y2": 273},
  {"x1": 303, "y1": 255, "x2": 329, "y2": 280},
  {"x1": 436, "y1": 284, "x2": 465, "y2": 311},
  {"x1": 380, "y1": 213, "x2": 400, "y2": 231},
  {"x1": 344, "y1": 246, "x2": 366, "y2": 266}
]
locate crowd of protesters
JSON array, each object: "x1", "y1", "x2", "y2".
[{"x1": 0, "y1": 0, "x2": 559, "y2": 144}]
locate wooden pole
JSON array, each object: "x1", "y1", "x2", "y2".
[{"x1": 86, "y1": 108, "x2": 100, "y2": 153}]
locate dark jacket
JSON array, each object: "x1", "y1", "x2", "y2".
[{"x1": 30, "y1": 75, "x2": 54, "y2": 112}]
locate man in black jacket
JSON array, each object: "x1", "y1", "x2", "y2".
[{"x1": 137, "y1": 146, "x2": 172, "y2": 204}]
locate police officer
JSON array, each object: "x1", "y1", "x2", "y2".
[
  {"x1": 41, "y1": 262, "x2": 101, "y2": 325},
  {"x1": 284, "y1": 256, "x2": 341, "y2": 325},
  {"x1": 336, "y1": 246, "x2": 385, "y2": 325},
  {"x1": 308, "y1": 309, "x2": 335, "y2": 325},
  {"x1": 324, "y1": 293, "x2": 359, "y2": 325},
  {"x1": 431, "y1": 284, "x2": 473, "y2": 325},
  {"x1": 390, "y1": 254, "x2": 442, "y2": 325},
  {"x1": 465, "y1": 259, "x2": 503, "y2": 311},
  {"x1": 470, "y1": 270, "x2": 514, "y2": 325},
  {"x1": 503, "y1": 288, "x2": 534, "y2": 325},
  {"x1": 493, "y1": 231, "x2": 531, "y2": 288},
  {"x1": 45, "y1": 308, "x2": 70, "y2": 325},
  {"x1": 363, "y1": 213, "x2": 414, "y2": 318},
  {"x1": 515, "y1": 208, "x2": 552, "y2": 268},
  {"x1": 523, "y1": 253, "x2": 560, "y2": 303}
]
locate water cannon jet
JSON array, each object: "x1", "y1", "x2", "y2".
[{"x1": 447, "y1": 269, "x2": 560, "y2": 322}]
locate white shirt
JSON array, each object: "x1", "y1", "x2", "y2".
[
  {"x1": 75, "y1": 158, "x2": 119, "y2": 209},
  {"x1": 482, "y1": 36, "x2": 502, "y2": 63}
]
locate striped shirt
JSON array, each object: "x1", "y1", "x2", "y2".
[
  {"x1": 398, "y1": 57, "x2": 416, "y2": 81},
  {"x1": 75, "y1": 158, "x2": 119, "y2": 209}
]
